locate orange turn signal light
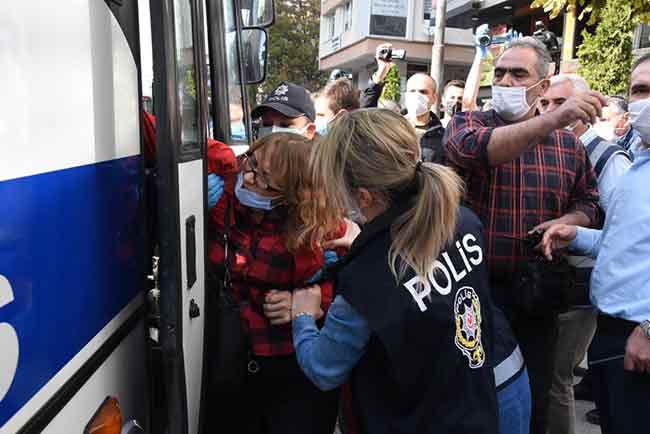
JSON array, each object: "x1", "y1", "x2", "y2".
[{"x1": 84, "y1": 396, "x2": 122, "y2": 434}]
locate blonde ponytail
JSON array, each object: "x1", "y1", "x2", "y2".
[
  {"x1": 299, "y1": 108, "x2": 464, "y2": 282},
  {"x1": 389, "y1": 162, "x2": 463, "y2": 280}
]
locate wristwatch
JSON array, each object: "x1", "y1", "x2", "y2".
[{"x1": 640, "y1": 320, "x2": 650, "y2": 339}]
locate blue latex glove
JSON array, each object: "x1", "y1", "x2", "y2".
[
  {"x1": 506, "y1": 30, "x2": 523, "y2": 45},
  {"x1": 474, "y1": 24, "x2": 490, "y2": 60},
  {"x1": 207, "y1": 173, "x2": 224, "y2": 210},
  {"x1": 306, "y1": 250, "x2": 339, "y2": 284}
]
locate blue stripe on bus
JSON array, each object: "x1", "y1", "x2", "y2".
[{"x1": 0, "y1": 156, "x2": 144, "y2": 427}]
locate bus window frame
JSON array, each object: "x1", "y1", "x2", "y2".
[
  {"x1": 173, "y1": 0, "x2": 210, "y2": 162},
  {"x1": 206, "y1": 0, "x2": 252, "y2": 145}
]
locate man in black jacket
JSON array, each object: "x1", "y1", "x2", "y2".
[{"x1": 403, "y1": 73, "x2": 445, "y2": 163}]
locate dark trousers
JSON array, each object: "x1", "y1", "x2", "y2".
[
  {"x1": 206, "y1": 354, "x2": 340, "y2": 434},
  {"x1": 508, "y1": 314, "x2": 558, "y2": 434},
  {"x1": 590, "y1": 316, "x2": 650, "y2": 434},
  {"x1": 492, "y1": 279, "x2": 558, "y2": 434}
]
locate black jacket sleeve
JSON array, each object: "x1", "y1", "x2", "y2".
[{"x1": 360, "y1": 81, "x2": 385, "y2": 108}]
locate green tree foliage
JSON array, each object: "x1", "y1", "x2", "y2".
[
  {"x1": 380, "y1": 64, "x2": 401, "y2": 103},
  {"x1": 259, "y1": 0, "x2": 328, "y2": 98},
  {"x1": 577, "y1": 0, "x2": 638, "y2": 95},
  {"x1": 531, "y1": 0, "x2": 650, "y2": 24}
]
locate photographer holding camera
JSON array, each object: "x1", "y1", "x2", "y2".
[
  {"x1": 361, "y1": 43, "x2": 444, "y2": 163},
  {"x1": 360, "y1": 43, "x2": 396, "y2": 109}
]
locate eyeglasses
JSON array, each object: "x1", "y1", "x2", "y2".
[{"x1": 238, "y1": 153, "x2": 282, "y2": 193}]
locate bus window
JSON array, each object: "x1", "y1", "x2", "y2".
[
  {"x1": 173, "y1": 0, "x2": 200, "y2": 153},
  {"x1": 222, "y1": 0, "x2": 247, "y2": 143}
]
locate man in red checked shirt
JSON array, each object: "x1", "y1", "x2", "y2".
[{"x1": 444, "y1": 37, "x2": 603, "y2": 434}]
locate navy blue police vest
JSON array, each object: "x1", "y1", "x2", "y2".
[{"x1": 333, "y1": 204, "x2": 499, "y2": 434}]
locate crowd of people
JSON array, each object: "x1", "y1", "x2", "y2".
[{"x1": 201, "y1": 30, "x2": 650, "y2": 434}]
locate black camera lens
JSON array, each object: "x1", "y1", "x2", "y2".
[
  {"x1": 478, "y1": 34, "x2": 491, "y2": 47},
  {"x1": 378, "y1": 47, "x2": 392, "y2": 61}
]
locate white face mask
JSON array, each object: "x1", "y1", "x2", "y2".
[
  {"x1": 592, "y1": 121, "x2": 617, "y2": 142},
  {"x1": 405, "y1": 92, "x2": 430, "y2": 117},
  {"x1": 492, "y1": 80, "x2": 543, "y2": 122},
  {"x1": 629, "y1": 99, "x2": 650, "y2": 145},
  {"x1": 258, "y1": 124, "x2": 309, "y2": 138}
]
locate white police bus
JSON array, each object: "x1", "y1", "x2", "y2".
[{"x1": 0, "y1": 1, "x2": 271, "y2": 433}]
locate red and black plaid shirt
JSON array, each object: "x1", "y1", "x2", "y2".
[
  {"x1": 444, "y1": 110, "x2": 600, "y2": 276},
  {"x1": 206, "y1": 140, "x2": 340, "y2": 356}
]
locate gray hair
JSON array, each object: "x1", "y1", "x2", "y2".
[
  {"x1": 506, "y1": 37, "x2": 552, "y2": 80},
  {"x1": 632, "y1": 53, "x2": 650, "y2": 75},
  {"x1": 549, "y1": 74, "x2": 590, "y2": 93},
  {"x1": 607, "y1": 95, "x2": 628, "y2": 114}
]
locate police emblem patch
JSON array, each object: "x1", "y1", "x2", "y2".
[
  {"x1": 454, "y1": 286, "x2": 485, "y2": 368},
  {"x1": 274, "y1": 84, "x2": 289, "y2": 96}
]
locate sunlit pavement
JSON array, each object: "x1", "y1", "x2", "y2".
[{"x1": 576, "y1": 399, "x2": 601, "y2": 434}]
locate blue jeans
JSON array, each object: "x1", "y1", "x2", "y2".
[{"x1": 497, "y1": 369, "x2": 532, "y2": 434}]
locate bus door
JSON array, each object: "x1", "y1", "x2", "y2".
[{"x1": 149, "y1": 1, "x2": 210, "y2": 433}]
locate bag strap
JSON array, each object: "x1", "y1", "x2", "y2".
[{"x1": 586, "y1": 136, "x2": 631, "y2": 180}]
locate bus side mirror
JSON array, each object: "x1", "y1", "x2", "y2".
[
  {"x1": 240, "y1": 0, "x2": 274, "y2": 28},
  {"x1": 241, "y1": 28, "x2": 268, "y2": 85}
]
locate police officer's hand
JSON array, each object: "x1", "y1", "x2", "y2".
[
  {"x1": 624, "y1": 327, "x2": 650, "y2": 373},
  {"x1": 207, "y1": 174, "x2": 224, "y2": 210},
  {"x1": 548, "y1": 91, "x2": 608, "y2": 128},
  {"x1": 323, "y1": 218, "x2": 361, "y2": 250},
  {"x1": 541, "y1": 224, "x2": 577, "y2": 261},
  {"x1": 264, "y1": 290, "x2": 293, "y2": 325},
  {"x1": 292, "y1": 285, "x2": 323, "y2": 321},
  {"x1": 373, "y1": 43, "x2": 393, "y2": 84}
]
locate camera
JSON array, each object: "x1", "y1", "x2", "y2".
[
  {"x1": 532, "y1": 21, "x2": 560, "y2": 59},
  {"x1": 378, "y1": 47, "x2": 406, "y2": 61},
  {"x1": 329, "y1": 69, "x2": 353, "y2": 82},
  {"x1": 478, "y1": 34, "x2": 491, "y2": 48}
]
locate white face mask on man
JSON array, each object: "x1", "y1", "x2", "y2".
[
  {"x1": 592, "y1": 121, "x2": 617, "y2": 142},
  {"x1": 257, "y1": 124, "x2": 309, "y2": 138},
  {"x1": 491, "y1": 80, "x2": 544, "y2": 122},
  {"x1": 629, "y1": 99, "x2": 650, "y2": 145},
  {"x1": 404, "y1": 92, "x2": 431, "y2": 118}
]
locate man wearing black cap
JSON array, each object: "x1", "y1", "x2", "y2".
[{"x1": 252, "y1": 81, "x2": 317, "y2": 140}]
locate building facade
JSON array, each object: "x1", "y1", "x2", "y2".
[{"x1": 318, "y1": 0, "x2": 476, "y2": 93}]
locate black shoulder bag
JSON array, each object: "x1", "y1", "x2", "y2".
[
  {"x1": 503, "y1": 232, "x2": 576, "y2": 316},
  {"x1": 206, "y1": 199, "x2": 250, "y2": 387}
]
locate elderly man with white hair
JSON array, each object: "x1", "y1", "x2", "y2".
[{"x1": 538, "y1": 73, "x2": 632, "y2": 434}]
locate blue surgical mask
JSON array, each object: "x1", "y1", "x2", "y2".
[
  {"x1": 234, "y1": 173, "x2": 283, "y2": 210},
  {"x1": 257, "y1": 124, "x2": 309, "y2": 138},
  {"x1": 315, "y1": 117, "x2": 329, "y2": 136}
]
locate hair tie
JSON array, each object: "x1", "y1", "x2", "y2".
[{"x1": 415, "y1": 160, "x2": 424, "y2": 172}]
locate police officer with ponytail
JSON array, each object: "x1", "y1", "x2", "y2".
[{"x1": 290, "y1": 109, "x2": 530, "y2": 434}]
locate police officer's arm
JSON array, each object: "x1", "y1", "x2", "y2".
[{"x1": 292, "y1": 294, "x2": 370, "y2": 391}]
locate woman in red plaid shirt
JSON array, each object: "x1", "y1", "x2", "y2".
[{"x1": 205, "y1": 132, "x2": 344, "y2": 434}]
